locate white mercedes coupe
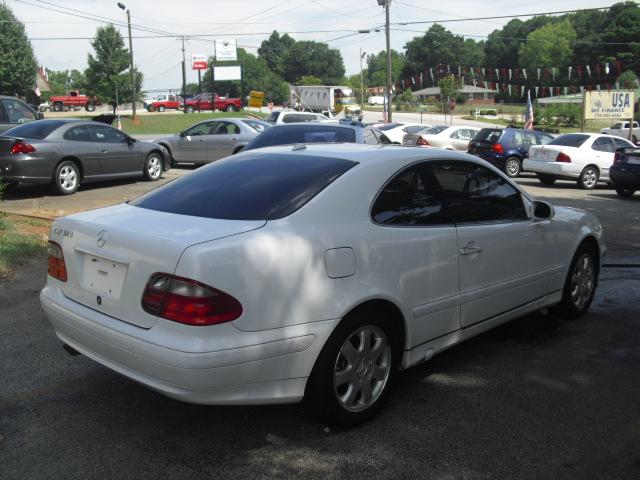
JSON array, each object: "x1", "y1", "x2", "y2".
[{"x1": 41, "y1": 144, "x2": 605, "y2": 424}]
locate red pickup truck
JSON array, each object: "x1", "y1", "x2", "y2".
[
  {"x1": 144, "y1": 94, "x2": 182, "y2": 112},
  {"x1": 185, "y1": 93, "x2": 242, "y2": 113},
  {"x1": 49, "y1": 91, "x2": 101, "y2": 112}
]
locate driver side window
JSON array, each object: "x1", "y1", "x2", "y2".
[
  {"x1": 186, "y1": 122, "x2": 214, "y2": 136},
  {"x1": 89, "y1": 125, "x2": 128, "y2": 143}
]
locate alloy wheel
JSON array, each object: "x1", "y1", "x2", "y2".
[
  {"x1": 58, "y1": 165, "x2": 78, "y2": 192},
  {"x1": 505, "y1": 158, "x2": 520, "y2": 177},
  {"x1": 581, "y1": 168, "x2": 598, "y2": 189},
  {"x1": 147, "y1": 156, "x2": 162, "y2": 179},
  {"x1": 570, "y1": 254, "x2": 595, "y2": 311}
]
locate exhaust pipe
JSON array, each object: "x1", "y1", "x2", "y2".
[{"x1": 63, "y1": 343, "x2": 81, "y2": 356}]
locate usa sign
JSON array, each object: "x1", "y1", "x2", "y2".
[
  {"x1": 191, "y1": 54, "x2": 208, "y2": 71},
  {"x1": 584, "y1": 91, "x2": 635, "y2": 120}
]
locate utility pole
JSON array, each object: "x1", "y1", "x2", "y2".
[
  {"x1": 360, "y1": 48, "x2": 366, "y2": 108},
  {"x1": 181, "y1": 36, "x2": 187, "y2": 113},
  {"x1": 377, "y1": 0, "x2": 393, "y2": 122},
  {"x1": 117, "y1": 3, "x2": 136, "y2": 119}
]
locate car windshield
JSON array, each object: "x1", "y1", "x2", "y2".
[
  {"x1": 2, "y1": 120, "x2": 66, "y2": 139},
  {"x1": 423, "y1": 126, "x2": 448, "y2": 135},
  {"x1": 243, "y1": 125, "x2": 356, "y2": 150},
  {"x1": 131, "y1": 153, "x2": 358, "y2": 220},
  {"x1": 548, "y1": 134, "x2": 590, "y2": 148},
  {"x1": 242, "y1": 119, "x2": 271, "y2": 132}
]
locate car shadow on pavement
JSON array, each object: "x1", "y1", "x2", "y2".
[{"x1": 2, "y1": 178, "x2": 145, "y2": 201}]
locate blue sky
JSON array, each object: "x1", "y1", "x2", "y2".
[{"x1": 7, "y1": 0, "x2": 620, "y2": 92}]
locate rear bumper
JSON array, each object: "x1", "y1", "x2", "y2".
[
  {"x1": 40, "y1": 285, "x2": 338, "y2": 405},
  {"x1": 523, "y1": 159, "x2": 582, "y2": 178},
  {"x1": 610, "y1": 169, "x2": 640, "y2": 188}
]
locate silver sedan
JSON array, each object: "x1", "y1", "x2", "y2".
[{"x1": 155, "y1": 117, "x2": 270, "y2": 166}]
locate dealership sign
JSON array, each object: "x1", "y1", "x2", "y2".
[
  {"x1": 215, "y1": 39, "x2": 237, "y2": 62},
  {"x1": 584, "y1": 91, "x2": 635, "y2": 120},
  {"x1": 191, "y1": 54, "x2": 208, "y2": 70},
  {"x1": 213, "y1": 66, "x2": 242, "y2": 81}
]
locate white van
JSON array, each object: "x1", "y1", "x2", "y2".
[{"x1": 266, "y1": 110, "x2": 330, "y2": 124}]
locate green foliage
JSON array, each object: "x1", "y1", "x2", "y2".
[
  {"x1": 438, "y1": 75, "x2": 460, "y2": 100},
  {"x1": 618, "y1": 70, "x2": 639, "y2": 88},
  {"x1": 366, "y1": 50, "x2": 404, "y2": 87},
  {"x1": 282, "y1": 41, "x2": 345, "y2": 84},
  {"x1": 203, "y1": 49, "x2": 290, "y2": 104},
  {"x1": 84, "y1": 24, "x2": 143, "y2": 108},
  {"x1": 0, "y1": 4, "x2": 38, "y2": 96},
  {"x1": 43, "y1": 69, "x2": 86, "y2": 99},
  {"x1": 518, "y1": 20, "x2": 577, "y2": 69},
  {"x1": 257, "y1": 31, "x2": 295, "y2": 79},
  {"x1": 484, "y1": 17, "x2": 552, "y2": 68},
  {"x1": 544, "y1": 103, "x2": 581, "y2": 127},
  {"x1": 298, "y1": 75, "x2": 323, "y2": 85},
  {"x1": 0, "y1": 213, "x2": 47, "y2": 274}
]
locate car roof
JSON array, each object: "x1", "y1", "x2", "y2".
[{"x1": 268, "y1": 122, "x2": 362, "y2": 130}]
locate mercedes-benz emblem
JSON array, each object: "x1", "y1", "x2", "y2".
[{"x1": 97, "y1": 229, "x2": 108, "y2": 248}]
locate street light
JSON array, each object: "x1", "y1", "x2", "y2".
[
  {"x1": 377, "y1": 0, "x2": 392, "y2": 122},
  {"x1": 360, "y1": 49, "x2": 366, "y2": 108},
  {"x1": 117, "y1": 2, "x2": 136, "y2": 119}
]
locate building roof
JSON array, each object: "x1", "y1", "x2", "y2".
[{"x1": 411, "y1": 85, "x2": 496, "y2": 96}]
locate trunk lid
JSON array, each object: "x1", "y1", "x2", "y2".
[
  {"x1": 528, "y1": 145, "x2": 565, "y2": 162},
  {"x1": 52, "y1": 203, "x2": 265, "y2": 328},
  {"x1": 467, "y1": 129, "x2": 503, "y2": 155}
]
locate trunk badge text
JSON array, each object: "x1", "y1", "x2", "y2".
[
  {"x1": 97, "y1": 230, "x2": 108, "y2": 248},
  {"x1": 53, "y1": 228, "x2": 73, "y2": 238}
]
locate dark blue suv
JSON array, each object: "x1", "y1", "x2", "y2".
[{"x1": 467, "y1": 128, "x2": 555, "y2": 177}]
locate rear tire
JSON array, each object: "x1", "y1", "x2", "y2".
[
  {"x1": 304, "y1": 307, "x2": 401, "y2": 425},
  {"x1": 577, "y1": 166, "x2": 599, "y2": 190},
  {"x1": 226, "y1": 104, "x2": 236, "y2": 112},
  {"x1": 52, "y1": 160, "x2": 80, "y2": 195},
  {"x1": 85, "y1": 103, "x2": 96, "y2": 112},
  {"x1": 158, "y1": 105, "x2": 165, "y2": 112},
  {"x1": 615, "y1": 187, "x2": 636, "y2": 198},
  {"x1": 53, "y1": 102, "x2": 63, "y2": 112},
  {"x1": 185, "y1": 105, "x2": 195, "y2": 113},
  {"x1": 552, "y1": 244, "x2": 597, "y2": 318},
  {"x1": 537, "y1": 174, "x2": 557, "y2": 185},
  {"x1": 504, "y1": 156, "x2": 521, "y2": 178},
  {"x1": 144, "y1": 153, "x2": 163, "y2": 181},
  {"x1": 147, "y1": 106, "x2": 155, "y2": 112}
]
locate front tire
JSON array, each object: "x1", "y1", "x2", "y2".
[
  {"x1": 304, "y1": 307, "x2": 401, "y2": 425},
  {"x1": 504, "y1": 156, "x2": 521, "y2": 178},
  {"x1": 185, "y1": 105, "x2": 195, "y2": 113},
  {"x1": 537, "y1": 173, "x2": 557, "y2": 185},
  {"x1": 144, "y1": 153, "x2": 163, "y2": 181},
  {"x1": 52, "y1": 160, "x2": 80, "y2": 195},
  {"x1": 578, "y1": 166, "x2": 599, "y2": 190},
  {"x1": 552, "y1": 244, "x2": 597, "y2": 318},
  {"x1": 615, "y1": 187, "x2": 636, "y2": 198}
]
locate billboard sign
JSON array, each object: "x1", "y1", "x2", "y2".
[
  {"x1": 584, "y1": 91, "x2": 635, "y2": 120},
  {"x1": 191, "y1": 53, "x2": 208, "y2": 70},
  {"x1": 215, "y1": 39, "x2": 237, "y2": 62},
  {"x1": 213, "y1": 66, "x2": 242, "y2": 81}
]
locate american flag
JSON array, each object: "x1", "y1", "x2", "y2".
[{"x1": 523, "y1": 90, "x2": 534, "y2": 130}]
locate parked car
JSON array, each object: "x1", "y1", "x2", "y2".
[
  {"x1": 525, "y1": 133, "x2": 636, "y2": 189},
  {"x1": 373, "y1": 123, "x2": 430, "y2": 144},
  {"x1": 601, "y1": 121, "x2": 639, "y2": 144},
  {"x1": 38, "y1": 101, "x2": 52, "y2": 112},
  {"x1": 41, "y1": 144, "x2": 604, "y2": 424},
  {"x1": 49, "y1": 90, "x2": 101, "y2": 112},
  {"x1": 154, "y1": 118, "x2": 271, "y2": 166},
  {"x1": 0, "y1": 96, "x2": 40, "y2": 134},
  {"x1": 609, "y1": 146, "x2": 640, "y2": 197},
  {"x1": 144, "y1": 94, "x2": 182, "y2": 112},
  {"x1": 403, "y1": 125, "x2": 480, "y2": 152},
  {"x1": 467, "y1": 128, "x2": 555, "y2": 178},
  {"x1": 241, "y1": 123, "x2": 392, "y2": 152},
  {"x1": 266, "y1": 110, "x2": 329, "y2": 124},
  {"x1": 0, "y1": 118, "x2": 169, "y2": 194},
  {"x1": 184, "y1": 93, "x2": 242, "y2": 113}
]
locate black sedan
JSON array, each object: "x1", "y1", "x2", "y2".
[
  {"x1": 0, "y1": 119, "x2": 169, "y2": 195},
  {"x1": 241, "y1": 123, "x2": 393, "y2": 152},
  {"x1": 611, "y1": 147, "x2": 640, "y2": 198}
]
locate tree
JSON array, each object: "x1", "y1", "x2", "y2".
[
  {"x1": 258, "y1": 31, "x2": 295, "y2": 79},
  {"x1": 0, "y1": 4, "x2": 38, "y2": 96},
  {"x1": 438, "y1": 74, "x2": 459, "y2": 99},
  {"x1": 484, "y1": 17, "x2": 552, "y2": 68},
  {"x1": 84, "y1": 24, "x2": 143, "y2": 112},
  {"x1": 518, "y1": 20, "x2": 577, "y2": 69},
  {"x1": 282, "y1": 41, "x2": 345, "y2": 84},
  {"x1": 298, "y1": 75, "x2": 323, "y2": 85},
  {"x1": 45, "y1": 69, "x2": 86, "y2": 98},
  {"x1": 366, "y1": 50, "x2": 404, "y2": 87}
]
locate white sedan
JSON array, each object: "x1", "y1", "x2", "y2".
[
  {"x1": 41, "y1": 144, "x2": 605, "y2": 424},
  {"x1": 374, "y1": 122, "x2": 431, "y2": 143},
  {"x1": 525, "y1": 133, "x2": 635, "y2": 189},
  {"x1": 402, "y1": 125, "x2": 481, "y2": 151}
]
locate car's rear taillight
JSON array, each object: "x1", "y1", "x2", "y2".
[
  {"x1": 416, "y1": 137, "x2": 430, "y2": 146},
  {"x1": 47, "y1": 241, "x2": 67, "y2": 282},
  {"x1": 556, "y1": 152, "x2": 572, "y2": 163},
  {"x1": 491, "y1": 143, "x2": 504, "y2": 154},
  {"x1": 141, "y1": 273, "x2": 242, "y2": 326},
  {"x1": 613, "y1": 151, "x2": 623, "y2": 164},
  {"x1": 10, "y1": 142, "x2": 36, "y2": 155}
]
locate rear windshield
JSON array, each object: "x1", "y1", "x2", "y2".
[
  {"x1": 473, "y1": 128, "x2": 503, "y2": 142},
  {"x1": 243, "y1": 125, "x2": 356, "y2": 151},
  {"x1": 548, "y1": 134, "x2": 590, "y2": 148},
  {"x1": 131, "y1": 153, "x2": 357, "y2": 220},
  {"x1": 2, "y1": 120, "x2": 65, "y2": 139},
  {"x1": 376, "y1": 123, "x2": 403, "y2": 131},
  {"x1": 423, "y1": 126, "x2": 448, "y2": 135}
]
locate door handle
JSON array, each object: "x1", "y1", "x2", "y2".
[{"x1": 460, "y1": 245, "x2": 483, "y2": 255}]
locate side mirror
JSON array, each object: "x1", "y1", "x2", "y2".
[
  {"x1": 126, "y1": 137, "x2": 136, "y2": 144},
  {"x1": 532, "y1": 200, "x2": 554, "y2": 221},
  {"x1": 179, "y1": 131, "x2": 186, "y2": 138}
]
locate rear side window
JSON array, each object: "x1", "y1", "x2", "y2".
[
  {"x1": 424, "y1": 126, "x2": 448, "y2": 135},
  {"x1": 2, "y1": 120, "x2": 65, "y2": 139},
  {"x1": 64, "y1": 125, "x2": 93, "y2": 142},
  {"x1": 243, "y1": 125, "x2": 356, "y2": 150},
  {"x1": 592, "y1": 137, "x2": 615, "y2": 153},
  {"x1": 131, "y1": 153, "x2": 358, "y2": 220},
  {"x1": 549, "y1": 134, "x2": 589, "y2": 147}
]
